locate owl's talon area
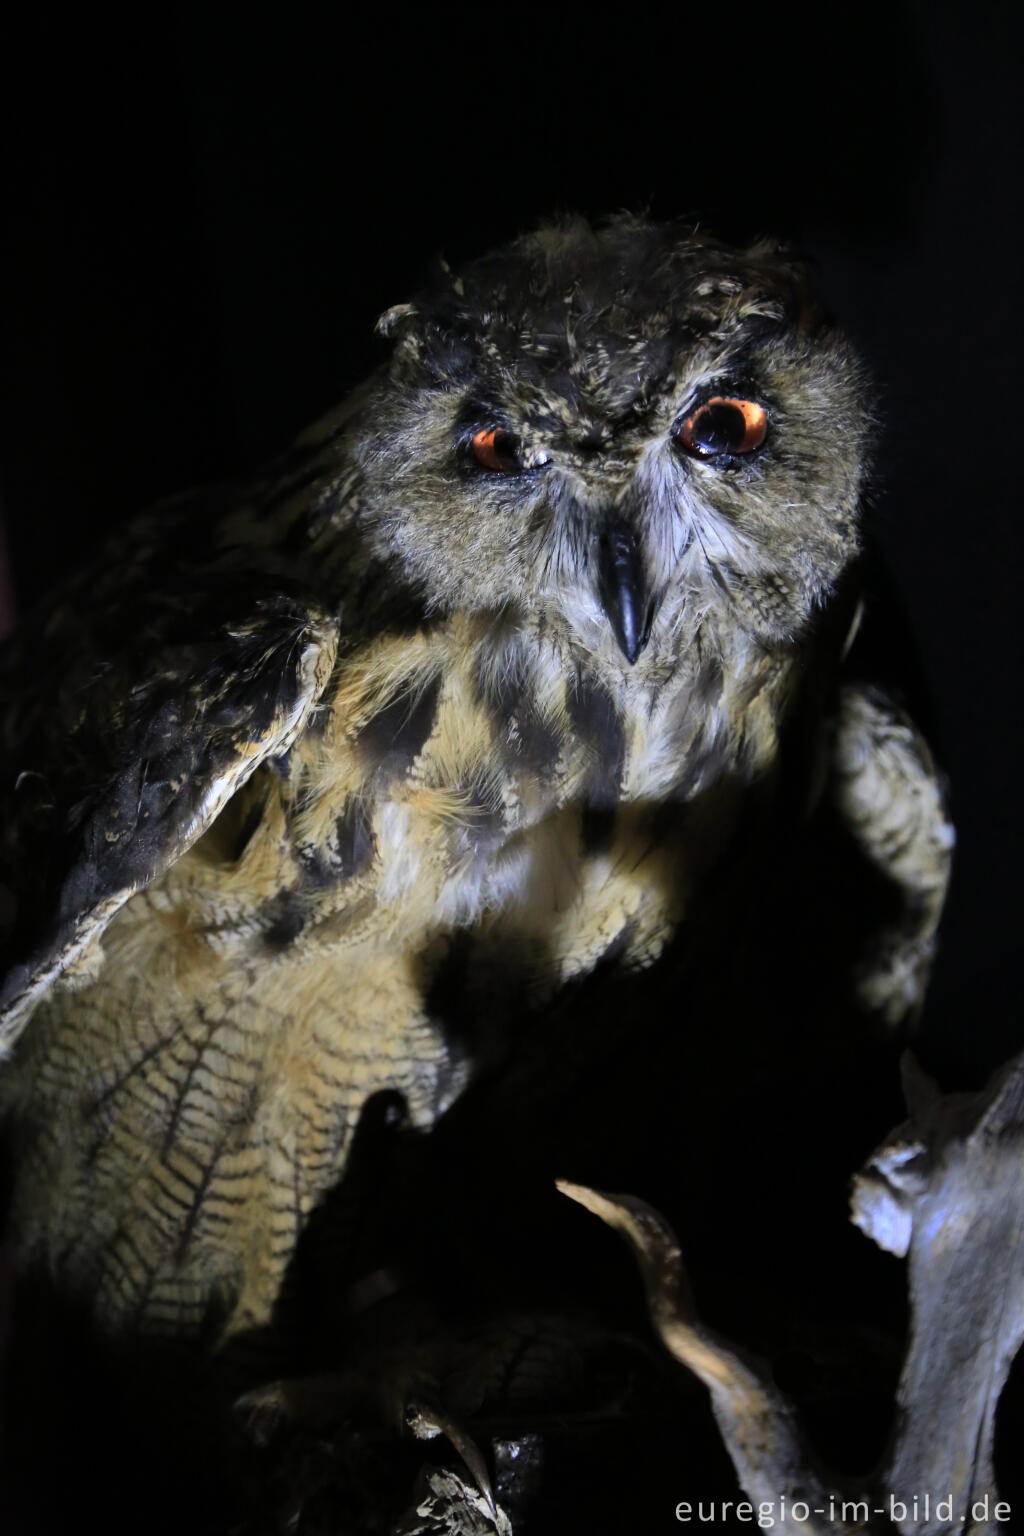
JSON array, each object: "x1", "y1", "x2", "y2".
[{"x1": 405, "y1": 1399, "x2": 497, "y2": 1521}]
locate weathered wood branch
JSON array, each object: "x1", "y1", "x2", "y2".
[
  {"x1": 560, "y1": 1046, "x2": 1024, "y2": 1536},
  {"x1": 557, "y1": 1179, "x2": 855, "y2": 1535},
  {"x1": 854, "y1": 1051, "x2": 1024, "y2": 1534}
]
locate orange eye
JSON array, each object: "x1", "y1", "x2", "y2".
[
  {"x1": 471, "y1": 427, "x2": 522, "y2": 473},
  {"x1": 676, "y1": 397, "x2": 768, "y2": 459}
]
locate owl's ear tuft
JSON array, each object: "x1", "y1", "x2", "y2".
[{"x1": 375, "y1": 302, "x2": 420, "y2": 341}]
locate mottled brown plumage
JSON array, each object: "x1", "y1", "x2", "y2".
[{"x1": 0, "y1": 216, "x2": 950, "y2": 1371}]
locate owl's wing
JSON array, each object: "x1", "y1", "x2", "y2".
[
  {"x1": 831, "y1": 682, "x2": 954, "y2": 1025},
  {"x1": 0, "y1": 553, "x2": 339, "y2": 1052}
]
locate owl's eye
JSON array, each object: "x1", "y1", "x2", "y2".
[
  {"x1": 471, "y1": 428, "x2": 523, "y2": 474},
  {"x1": 675, "y1": 397, "x2": 768, "y2": 459}
]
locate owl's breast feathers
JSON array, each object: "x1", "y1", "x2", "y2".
[{"x1": 240, "y1": 602, "x2": 787, "y2": 967}]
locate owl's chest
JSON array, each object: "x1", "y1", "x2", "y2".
[{"x1": 263, "y1": 652, "x2": 764, "y2": 976}]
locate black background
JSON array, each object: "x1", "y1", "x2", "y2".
[{"x1": 1, "y1": 3, "x2": 1022, "y2": 1526}]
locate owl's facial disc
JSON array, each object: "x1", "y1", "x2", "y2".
[
  {"x1": 596, "y1": 515, "x2": 653, "y2": 665},
  {"x1": 370, "y1": 215, "x2": 870, "y2": 658}
]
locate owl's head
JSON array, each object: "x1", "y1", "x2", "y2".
[{"x1": 358, "y1": 216, "x2": 869, "y2": 671}]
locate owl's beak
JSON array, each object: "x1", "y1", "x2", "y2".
[{"x1": 597, "y1": 518, "x2": 652, "y2": 665}]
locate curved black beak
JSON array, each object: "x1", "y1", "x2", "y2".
[{"x1": 597, "y1": 518, "x2": 652, "y2": 665}]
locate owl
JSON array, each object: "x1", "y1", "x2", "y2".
[{"x1": 0, "y1": 216, "x2": 951, "y2": 1529}]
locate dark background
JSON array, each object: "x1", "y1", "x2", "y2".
[{"x1": 0, "y1": 4, "x2": 1022, "y2": 1526}]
